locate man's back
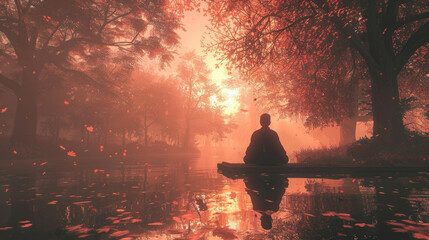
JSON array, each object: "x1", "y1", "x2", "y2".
[{"x1": 244, "y1": 127, "x2": 288, "y2": 165}]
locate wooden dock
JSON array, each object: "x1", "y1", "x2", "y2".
[{"x1": 217, "y1": 162, "x2": 429, "y2": 179}]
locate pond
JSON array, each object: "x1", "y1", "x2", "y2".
[{"x1": 0, "y1": 151, "x2": 428, "y2": 240}]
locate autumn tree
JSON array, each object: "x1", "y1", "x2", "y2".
[
  {"x1": 176, "y1": 52, "x2": 225, "y2": 149},
  {"x1": 0, "y1": 0, "x2": 184, "y2": 153},
  {"x1": 130, "y1": 75, "x2": 185, "y2": 147},
  {"x1": 206, "y1": 0, "x2": 429, "y2": 146}
]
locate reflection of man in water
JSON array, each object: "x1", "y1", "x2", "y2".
[
  {"x1": 244, "y1": 174, "x2": 288, "y2": 230},
  {"x1": 244, "y1": 113, "x2": 288, "y2": 165}
]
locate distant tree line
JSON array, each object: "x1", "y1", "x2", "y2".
[{"x1": 0, "y1": 0, "x2": 232, "y2": 156}]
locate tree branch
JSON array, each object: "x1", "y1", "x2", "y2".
[
  {"x1": 42, "y1": 20, "x2": 63, "y2": 50},
  {"x1": 395, "y1": 21, "x2": 429, "y2": 73},
  {"x1": 97, "y1": 9, "x2": 134, "y2": 36},
  {"x1": 311, "y1": 0, "x2": 382, "y2": 73},
  {"x1": 395, "y1": 11, "x2": 429, "y2": 29},
  {"x1": 0, "y1": 73, "x2": 21, "y2": 95},
  {"x1": 0, "y1": 25, "x2": 24, "y2": 59},
  {"x1": 53, "y1": 62, "x2": 117, "y2": 97},
  {"x1": 14, "y1": 0, "x2": 28, "y2": 44}
]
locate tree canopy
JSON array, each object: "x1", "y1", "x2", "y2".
[{"x1": 206, "y1": 0, "x2": 429, "y2": 145}]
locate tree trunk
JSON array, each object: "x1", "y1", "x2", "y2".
[
  {"x1": 86, "y1": 131, "x2": 90, "y2": 148},
  {"x1": 182, "y1": 117, "x2": 191, "y2": 149},
  {"x1": 122, "y1": 129, "x2": 126, "y2": 149},
  {"x1": 54, "y1": 116, "x2": 60, "y2": 143},
  {"x1": 11, "y1": 69, "x2": 38, "y2": 154},
  {"x1": 339, "y1": 117, "x2": 357, "y2": 145},
  {"x1": 340, "y1": 68, "x2": 359, "y2": 146},
  {"x1": 370, "y1": 69, "x2": 404, "y2": 145},
  {"x1": 362, "y1": 0, "x2": 405, "y2": 146},
  {"x1": 144, "y1": 113, "x2": 149, "y2": 148}
]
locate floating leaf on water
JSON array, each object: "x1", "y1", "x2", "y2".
[
  {"x1": 304, "y1": 213, "x2": 315, "y2": 217},
  {"x1": 110, "y1": 230, "x2": 129, "y2": 237},
  {"x1": 413, "y1": 233, "x2": 429, "y2": 240},
  {"x1": 172, "y1": 217, "x2": 181, "y2": 223},
  {"x1": 147, "y1": 222, "x2": 164, "y2": 226},
  {"x1": 96, "y1": 227, "x2": 111, "y2": 233},
  {"x1": 131, "y1": 219, "x2": 142, "y2": 223},
  {"x1": 167, "y1": 229, "x2": 187, "y2": 234},
  {"x1": 72, "y1": 201, "x2": 92, "y2": 205},
  {"x1": 212, "y1": 227, "x2": 238, "y2": 240}
]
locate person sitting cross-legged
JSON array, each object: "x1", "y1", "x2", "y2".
[{"x1": 243, "y1": 113, "x2": 289, "y2": 165}]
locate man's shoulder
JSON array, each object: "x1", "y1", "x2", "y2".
[
  {"x1": 268, "y1": 129, "x2": 279, "y2": 136},
  {"x1": 253, "y1": 128, "x2": 278, "y2": 136}
]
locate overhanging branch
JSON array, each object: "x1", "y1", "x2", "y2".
[
  {"x1": 395, "y1": 21, "x2": 429, "y2": 73},
  {"x1": 0, "y1": 73, "x2": 21, "y2": 95}
]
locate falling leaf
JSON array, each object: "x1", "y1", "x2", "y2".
[
  {"x1": 67, "y1": 151, "x2": 77, "y2": 157},
  {"x1": 86, "y1": 126, "x2": 94, "y2": 132},
  {"x1": 0, "y1": 227, "x2": 12, "y2": 231},
  {"x1": 0, "y1": 107, "x2": 7, "y2": 113},
  {"x1": 21, "y1": 223, "x2": 32, "y2": 228}
]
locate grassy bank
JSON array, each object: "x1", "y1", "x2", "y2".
[{"x1": 296, "y1": 132, "x2": 429, "y2": 166}]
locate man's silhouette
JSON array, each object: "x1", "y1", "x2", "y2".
[
  {"x1": 244, "y1": 113, "x2": 288, "y2": 165},
  {"x1": 244, "y1": 173, "x2": 288, "y2": 230}
]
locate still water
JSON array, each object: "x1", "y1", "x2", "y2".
[{"x1": 0, "y1": 152, "x2": 428, "y2": 240}]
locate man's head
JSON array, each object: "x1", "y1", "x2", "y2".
[{"x1": 260, "y1": 113, "x2": 271, "y2": 128}]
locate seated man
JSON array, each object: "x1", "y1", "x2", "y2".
[{"x1": 243, "y1": 113, "x2": 289, "y2": 165}]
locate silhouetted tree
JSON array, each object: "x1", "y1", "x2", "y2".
[
  {"x1": 0, "y1": 0, "x2": 183, "y2": 153},
  {"x1": 206, "y1": 0, "x2": 429, "y2": 146}
]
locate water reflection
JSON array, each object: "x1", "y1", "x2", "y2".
[
  {"x1": 244, "y1": 173, "x2": 288, "y2": 230},
  {"x1": 0, "y1": 155, "x2": 428, "y2": 239}
]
